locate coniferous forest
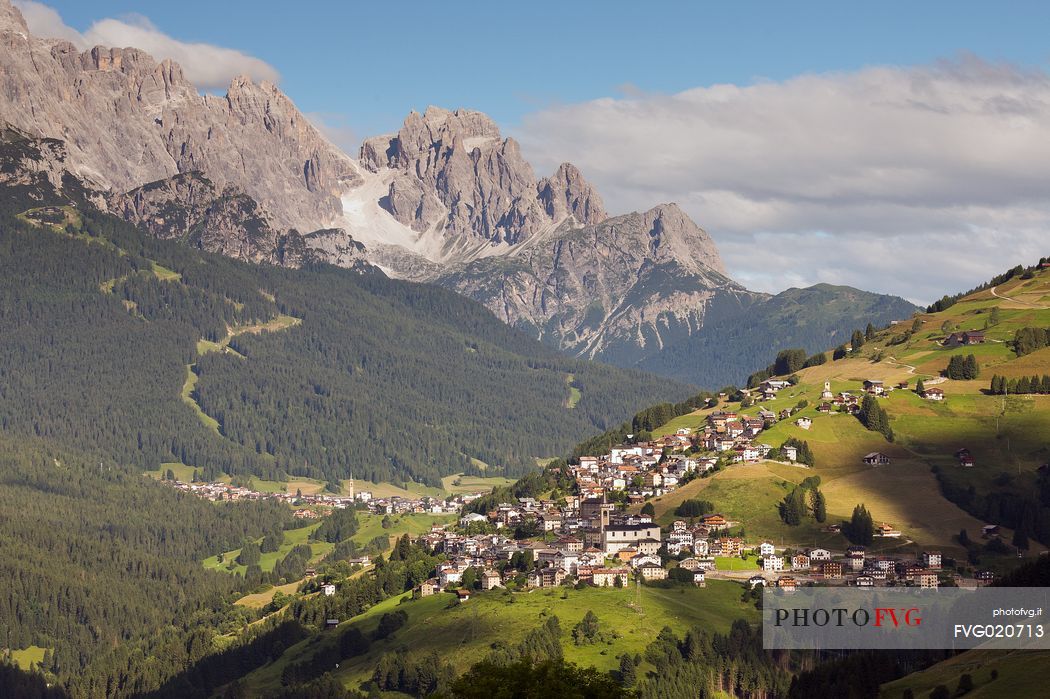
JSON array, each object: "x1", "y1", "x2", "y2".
[{"x1": 0, "y1": 170, "x2": 691, "y2": 487}]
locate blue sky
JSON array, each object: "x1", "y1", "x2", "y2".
[
  {"x1": 32, "y1": 1, "x2": 1050, "y2": 140},
  {"x1": 16, "y1": 1, "x2": 1050, "y2": 301}
]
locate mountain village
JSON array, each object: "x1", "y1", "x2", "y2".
[
  {"x1": 163, "y1": 372, "x2": 996, "y2": 602},
  {"x1": 408, "y1": 378, "x2": 988, "y2": 598}
]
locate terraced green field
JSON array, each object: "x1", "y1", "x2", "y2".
[{"x1": 350, "y1": 512, "x2": 457, "y2": 549}]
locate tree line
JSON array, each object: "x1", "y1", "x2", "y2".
[
  {"x1": 0, "y1": 435, "x2": 292, "y2": 697},
  {"x1": 926, "y1": 261, "x2": 1043, "y2": 313},
  {"x1": 779, "y1": 476, "x2": 827, "y2": 526},
  {"x1": 988, "y1": 374, "x2": 1050, "y2": 395}
]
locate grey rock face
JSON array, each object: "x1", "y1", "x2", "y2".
[
  {"x1": 537, "y1": 163, "x2": 606, "y2": 227},
  {"x1": 360, "y1": 107, "x2": 607, "y2": 246},
  {"x1": 0, "y1": 123, "x2": 68, "y2": 191},
  {"x1": 113, "y1": 171, "x2": 368, "y2": 269},
  {"x1": 0, "y1": 0, "x2": 358, "y2": 235},
  {"x1": 114, "y1": 172, "x2": 285, "y2": 264},
  {"x1": 301, "y1": 228, "x2": 370, "y2": 270},
  {"x1": 439, "y1": 202, "x2": 745, "y2": 360},
  {"x1": 358, "y1": 107, "x2": 742, "y2": 376}
]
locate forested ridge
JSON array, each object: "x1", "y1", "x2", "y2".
[
  {"x1": 636, "y1": 283, "x2": 917, "y2": 387},
  {"x1": 0, "y1": 153, "x2": 692, "y2": 487},
  {"x1": 0, "y1": 435, "x2": 293, "y2": 696}
]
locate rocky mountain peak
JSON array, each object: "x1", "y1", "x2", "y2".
[
  {"x1": 0, "y1": 0, "x2": 358, "y2": 234},
  {"x1": 637, "y1": 203, "x2": 726, "y2": 275},
  {"x1": 537, "y1": 162, "x2": 607, "y2": 225},
  {"x1": 359, "y1": 106, "x2": 608, "y2": 247}
]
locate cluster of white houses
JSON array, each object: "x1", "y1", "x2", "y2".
[
  {"x1": 162, "y1": 478, "x2": 482, "y2": 518},
  {"x1": 747, "y1": 547, "x2": 974, "y2": 591},
  {"x1": 566, "y1": 395, "x2": 818, "y2": 505},
  {"x1": 413, "y1": 518, "x2": 702, "y2": 595},
  {"x1": 412, "y1": 508, "x2": 985, "y2": 598}
]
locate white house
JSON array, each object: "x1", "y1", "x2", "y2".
[
  {"x1": 610, "y1": 446, "x2": 643, "y2": 465},
  {"x1": 480, "y1": 569, "x2": 502, "y2": 590},
  {"x1": 733, "y1": 445, "x2": 761, "y2": 463},
  {"x1": 697, "y1": 457, "x2": 718, "y2": 473},
  {"x1": 322, "y1": 583, "x2": 336, "y2": 596},
  {"x1": 439, "y1": 567, "x2": 464, "y2": 587},
  {"x1": 763, "y1": 555, "x2": 784, "y2": 572},
  {"x1": 795, "y1": 417, "x2": 812, "y2": 430},
  {"x1": 922, "y1": 387, "x2": 945, "y2": 401},
  {"x1": 555, "y1": 551, "x2": 580, "y2": 574},
  {"x1": 601, "y1": 523, "x2": 662, "y2": 555},
  {"x1": 808, "y1": 548, "x2": 832, "y2": 561},
  {"x1": 863, "y1": 380, "x2": 885, "y2": 395},
  {"x1": 759, "y1": 541, "x2": 776, "y2": 557},
  {"x1": 459, "y1": 512, "x2": 488, "y2": 527},
  {"x1": 629, "y1": 553, "x2": 662, "y2": 569},
  {"x1": 667, "y1": 529, "x2": 693, "y2": 550}
]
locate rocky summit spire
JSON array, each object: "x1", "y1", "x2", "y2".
[
  {"x1": 537, "y1": 162, "x2": 607, "y2": 226},
  {"x1": 360, "y1": 107, "x2": 606, "y2": 246}
]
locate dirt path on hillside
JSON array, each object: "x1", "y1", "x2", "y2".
[
  {"x1": 990, "y1": 285, "x2": 1048, "y2": 309},
  {"x1": 884, "y1": 357, "x2": 917, "y2": 374}
]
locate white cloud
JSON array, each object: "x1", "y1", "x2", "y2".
[
  {"x1": 14, "y1": 1, "x2": 279, "y2": 90},
  {"x1": 516, "y1": 57, "x2": 1050, "y2": 304},
  {"x1": 305, "y1": 112, "x2": 360, "y2": 155}
]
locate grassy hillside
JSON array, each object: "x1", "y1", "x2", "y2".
[
  {"x1": 881, "y1": 649, "x2": 1050, "y2": 699},
  {"x1": 202, "y1": 522, "x2": 333, "y2": 577},
  {"x1": 203, "y1": 513, "x2": 460, "y2": 578},
  {"x1": 643, "y1": 265, "x2": 1050, "y2": 557},
  {"x1": 6, "y1": 646, "x2": 48, "y2": 671},
  {"x1": 238, "y1": 581, "x2": 758, "y2": 695}
]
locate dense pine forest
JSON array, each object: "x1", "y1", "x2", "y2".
[
  {"x1": 0, "y1": 145, "x2": 692, "y2": 488},
  {"x1": 0, "y1": 435, "x2": 293, "y2": 696}
]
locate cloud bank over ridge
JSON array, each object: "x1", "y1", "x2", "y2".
[
  {"x1": 517, "y1": 56, "x2": 1050, "y2": 303},
  {"x1": 15, "y1": 1, "x2": 279, "y2": 90}
]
